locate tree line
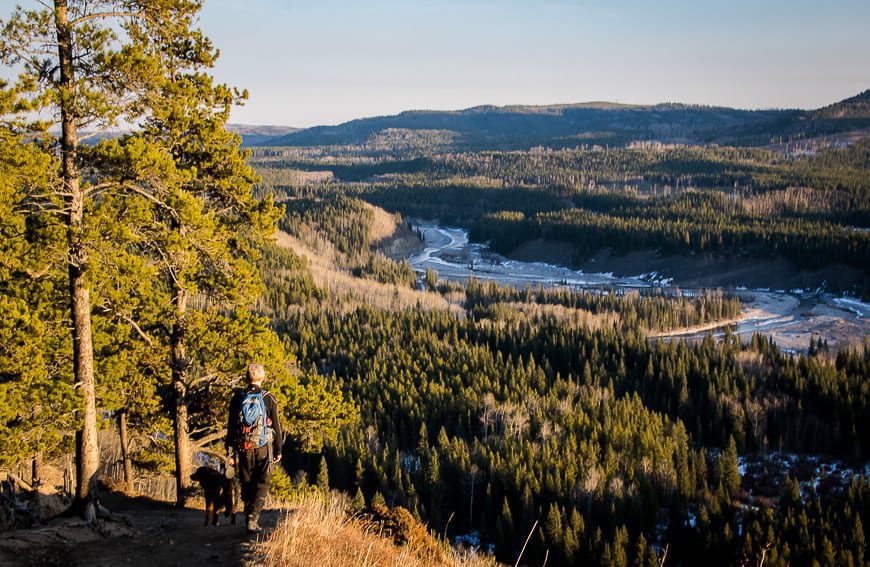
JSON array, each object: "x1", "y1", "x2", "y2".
[
  {"x1": 462, "y1": 278, "x2": 741, "y2": 332},
  {"x1": 469, "y1": 204, "x2": 870, "y2": 275}
]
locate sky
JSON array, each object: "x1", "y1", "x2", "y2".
[{"x1": 3, "y1": 0, "x2": 870, "y2": 127}]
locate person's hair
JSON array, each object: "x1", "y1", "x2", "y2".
[{"x1": 247, "y1": 363, "x2": 266, "y2": 383}]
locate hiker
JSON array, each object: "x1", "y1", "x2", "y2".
[{"x1": 225, "y1": 363, "x2": 283, "y2": 534}]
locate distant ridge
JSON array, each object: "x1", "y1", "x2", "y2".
[
  {"x1": 256, "y1": 91, "x2": 870, "y2": 150},
  {"x1": 227, "y1": 124, "x2": 299, "y2": 146},
  {"x1": 811, "y1": 89, "x2": 870, "y2": 119}
]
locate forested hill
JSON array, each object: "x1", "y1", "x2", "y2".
[
  {"x1": 225, "y1": 124, "x2": 300, "y2": 145},
  {"x1": 256, "y1": 91, "x2": 870, "y2": 150},
  {"x1": 811, "y1": 89, "x2": 870, "y2": 119}
]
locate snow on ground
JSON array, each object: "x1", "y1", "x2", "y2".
[{"x1": 407, "y1": 223, "x2": 869, "y2": 353}]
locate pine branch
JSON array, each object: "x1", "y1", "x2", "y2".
[
  {"x1": 192, "y1": 429, "x2": 227, "y2": 449},
  {"x1": 69, "y1": 11, "x2": 141, "y2": 27},
  {"x1": 99, "y1": 302, "x2": 154, "y2": 347}
]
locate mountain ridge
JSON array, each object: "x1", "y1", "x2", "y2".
[{"x1": 255, "y1": 91, "x2": 870, "y2": 150}]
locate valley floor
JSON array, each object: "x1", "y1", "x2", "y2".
[{"x1": 408, "y1": 222, "x2": 869, "y2": 353}]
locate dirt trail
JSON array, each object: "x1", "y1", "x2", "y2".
[{"x1": 0, "y1": 491, "x2": 287, "y2": 567}]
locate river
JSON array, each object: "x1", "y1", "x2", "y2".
[{"x1": 406, "y1": 223, "x2": 870, "y2": 352}]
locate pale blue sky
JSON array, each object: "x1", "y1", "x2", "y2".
[{"x1": 3, "y1": 0, "x2": 869, "y2": 126}]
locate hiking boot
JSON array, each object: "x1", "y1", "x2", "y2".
[{"x1": 245, "y1": 512, "x2": 263, "y2": 535}]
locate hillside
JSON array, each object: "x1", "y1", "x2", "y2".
[
  {"x1": 258, "y1": 102, "x2": 784, "y2": 150},
  {"x1": 0, "y1": 487, "x2": 492, "y2": 567},
  {"x1": 255, "y1": 91, "x2": 870, "y2": 150},
  {"x1": 252, "y1": 494, "x2": 496, "y2": 567},
  {"x1": 811, "y1": 89, "x2": 870, "y2": 119},
  {"x1": 740, "y1": 90, "x2": 870, "y2": 143}
]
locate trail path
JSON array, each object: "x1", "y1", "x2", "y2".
[{"x1": 0, "y1": 491, "x2": 285, "y2": 567}]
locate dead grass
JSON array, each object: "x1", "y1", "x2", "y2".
[
  {"x1": 252, "y1": 493, "x2": 496, "y2": 567},
  {"x1": 273, "y1": 230, "x2": 462, "y2": 314}
]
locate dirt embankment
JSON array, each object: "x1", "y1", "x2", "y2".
[
  {"x1": 362, "y1": 202, "x2": 424, "y2": 260},
  {"x1": 378, "y1": 224, "x2": 425, "y2": 260}
]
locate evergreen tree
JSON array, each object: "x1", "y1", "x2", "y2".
[
  {"x1": 372, "y1": 491, "x2": 386, "y2": 508},
  {"x1": 564, "y1": 508, "x2": 583, "y2": 562},
  {"x1": 497, "y1": 497, "x2": 515, "y2": 562},
  {"x1": 128, "y1": 0, "x2": 279, "y2": 505},
  {"x1": 425, "y1": 267, "x2": 438, "y2": 290},
  {"x1": 352, "y1": 487, "x2": 366, "y2": 513},
  {"x1": 317, "y1": 455, "x2": 330, "y2": 493},
  {"x1": 0, "y1": 0, "x2": 195, "y2": 508},
  {"x1": 719, "y1": 436, "x2": 741, "y2": 497},
  {"x1": 0, "y1": 88, "x2": 74, "y2": 470},
  {"x1": 632, "y1": 533, "x2": 648, "y2": 567},
  {"x1": 544, "y1": 502, "x2": 564, "y2": 547},
  {"x1": 612, "y1": 525, "x2": 630, "y2": 567}
]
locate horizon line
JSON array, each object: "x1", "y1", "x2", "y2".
[{"x1": 229, "y1": 91, "x2": 859, "y2": 129}]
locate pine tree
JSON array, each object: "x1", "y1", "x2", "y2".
[
  {"x1": 128, "y1": 2, "x2": 279, "y2": 504},
  {"x1": 612, "y1": 524, "x2": 629, "y2": 567},
  {"x1": 372, "y1": 491, "x2": 386, "y2": 508},
  {"x1": 719, "y1": 436, "x2": 741, "y2": 497},
  {"x1": 544, "y1": 503, "x2": 564, "y2": 549},
  {"x1": 497, "y1": 497, "x2": 515, "y2": 562},
  {"x1": 425, "y1": 267, "x2": 438, "y2": 290},
  {"x1": 354, "y1": 457, "x2": 365, "y2": 489},
  {"x1": 317, "y1": 455, "x2": 330, "y2": 493},
  {"x1": 852, "y1": 516, "x2": 865, "y2": 565},
  {"x1": 0, "y1": 0, "x2": 189, "y2": 508},
  {"x1": 0, "y1": 92, "x2": 75, "y2": 470},
  {"x1": 351, "y1": 487, "x2": 366, "y2": 513},
  {"x1": 632, "y1": 533, "x2": 648, "y2": 567},
  {"x1": 781, "y1": 474, "x2": 801, "y2": 509},
  {"x1": 564, "y1": 507, "x2": 583, "y2": 562}
]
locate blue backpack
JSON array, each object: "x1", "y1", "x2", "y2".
[{"x1": 238, "y1": 391, "x2": 271, "y2": 450}]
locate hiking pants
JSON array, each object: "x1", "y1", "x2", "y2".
[{"x1": 238, "y1": 445, "x2": 272, "y2": 517}]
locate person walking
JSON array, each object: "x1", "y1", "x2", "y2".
[{"x1": 226, "y1": 363, "x2": 282, "y2": 534}]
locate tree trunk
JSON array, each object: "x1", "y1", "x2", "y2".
[
  {"x1": 31, "y1": 452, "x2": 43, "y2": 489},
  {"x1": 469, "y1": 471, "x2": 475, "y2": 526},
  {"x1": 172, "y1": 289, "x2": 192, "y2": 507},
  {"x1": 118, "y1": 410, "x2": 133, "y2": 493},
  {"x1": 54, "y1": 0, "x2": 99, "y2": 510}
]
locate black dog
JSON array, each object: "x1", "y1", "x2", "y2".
[{"x1": 190, "y1": 466, "x2": 236, "y2": 526}]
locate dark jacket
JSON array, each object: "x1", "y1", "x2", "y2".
[{"x1": 226, "y1": 384, "x2": 283, "y2": 458}]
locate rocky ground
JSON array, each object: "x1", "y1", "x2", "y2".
[{"x1": 0, "y1": 490, "x2": 285, "y2": 567}]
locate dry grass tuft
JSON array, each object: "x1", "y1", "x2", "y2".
[{"x1": 252, "y1": 493, "x2": 496, "y2": 567}]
